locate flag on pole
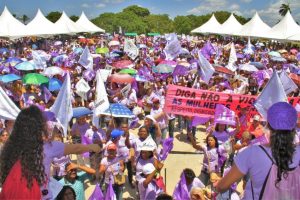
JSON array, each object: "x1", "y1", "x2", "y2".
[
  {"x1": 50, "y1": 73, "x2": 73, "y2": 136},
  {"x1": 0, "y1": 86, "x2": 20, "y2": 120},
  {"x1": 42, "y1": 86, "x2": 52, "y2": 104},
  {"x1": 75, "y1": 78, "x2": 91, "y2": 100},
  {"x1": 79, "y1": 46, "x2": 93, "y2": 70},
  {"x1": 164, "y1": 34, "x2": 181, "y2": 60},
  {"x1": 214, "y1": 104, "x2": 236, "y2": 126},
  {"x1": 124, "y1": 39, "x2": 138, "y2": 60},
  {"x1": 198, "y1": 51, "x2": 215, "y2": 84},
  {"x1": 201, "y1": 41, "x2": 216, "y2": 59},
  {"x1": 173, "y1": 172, "x2": 189, "y2": 200},
  {"x1": 159, "y1": 138, "x2": 174, "y2": 161},
  {"x1": 254, "y1": 71, "x2": 287, "y2": 119},
  {"x1": 88, "y1": 184, "x2": 104, "y2": 200},
  {"x1": 105, "y1": 178, "x2": 116, "y2": 200},
  {"x1": 279, "y1": 71, "x2": 298, "y2": 95},
  {"x1": 226, "y1": 42, "x2": 237, "y2": 71},
  {"x1": 94, "y1": 70, "x2": 110, "y2": 116}
]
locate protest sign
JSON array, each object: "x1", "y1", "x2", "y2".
[{"x1": 163, "y1": 84, "x2": 300, "y2": 118}]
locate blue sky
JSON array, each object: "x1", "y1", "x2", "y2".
[{"x1": 1, "y1": 0, "x2": 300, "y2": 25}]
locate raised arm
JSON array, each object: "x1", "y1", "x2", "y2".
[
  {"x1": 187, "y1": 132, "x2": 204, "y2": 151},
  {"x1": 64, "y1": 143, "x2": 101, "y2": 155}
]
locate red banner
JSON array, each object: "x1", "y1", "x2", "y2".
[{"x1": 163, "y1": 84, "x2": 300, "y2": 118}]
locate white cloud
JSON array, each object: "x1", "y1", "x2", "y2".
[
  {"x1": 187, "y1": 0, "x2": 227, "y2": 14},
  {"x1": 103, "y1": 0, "x2": 124, "y2": 3},
  {"x1": 230, "y1": 4, "x2": 240, "y2": 10},
  {"x1": 95, "y1": 3, "x2": 106, "y2": 8},
  {"x1": 240, "y1": 0, "x2": 252, "y2": 3},
  {"x1": 81, "y1": 3, "x2": 90, "y2": 8}
]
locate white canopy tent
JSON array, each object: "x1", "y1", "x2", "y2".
[
  {"x1": 54, "y1": 11, "x2": 87, "y2": 34},
  {"x1": 76, "y1": 12, "x2": 105, "y2": 33},
  {"x1": 287, "y1": 33, "x2": 300, "y2": 41},
  {"x1": 234, "y1": 12, "x2": 271, "y2": 38},
  {"x1": 265, "y1": 11, "x2": 300, "y2": 40},
  {"x1": 0, "y1": 6, "x2": 28, "y2": 38},
  {"x1": 219, "y1": 13, "x2": 242, "y2": 35},
  {"x1": 25, "y1": 9, "x2": 58, "y2": 37},
  {"x1": 191, "y1": 14, "x2": 222, "y2": 34}
]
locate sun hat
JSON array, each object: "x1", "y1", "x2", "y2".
[
  {"x1": 267, "y1": 102, "x2": 297, "y2": 130},
  {"x1": 140, "y1": 142, "x2": 156, "y2": 151},
  {"x1": 142, "y1": 163, "x2": 156, "y2": 175},
  {"x1": 145, "y1": 115, "x2": 157, "y2": 123},
  {"x1": 111, "y1": 129, "x2": 124, "y2": 140}
]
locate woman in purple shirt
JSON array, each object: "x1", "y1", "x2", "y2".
[{"x1": 216, "y1": 102, "x2": 300, "y2": 199}]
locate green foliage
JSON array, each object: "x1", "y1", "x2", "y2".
[
  {"x1": 123, "y1": 5, "x2": 150, "y2": 17},
  {"x1": 174, "y1": 16, "x2": 193, "y2": 34},
  {"x1": 46, "y1": 11, "x2": 62, "y2": 23},
  {"x1": 21, "y1": 15, "x2": 30, "y2": 24},
  {"x1": 69, "y1": 15, "x2": 79, "y2": 22},
  {"x1": 144, "y1": 14, "x2": 174, "y2": 34}
]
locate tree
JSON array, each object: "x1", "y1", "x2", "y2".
[
  {"x1": 70, "y1": 15, "x2": 79, "y2": 22},
  {"x1": 279, "y1": 3, "x2": 291, "y2": 16},
  {"x1": 46, "y1": 11, "x2": 62, "y2": 23},
  {"x1": 92, "y1": 13, "x2": 118, "y2": 33},
  {"x1": 173, "y1": 16, "x2": 192, "y2": 34},
  {"x1": 144, "y1": 14, "x2": 174, "y2": 34},
  {"x1": 123, "y1": 5, "x2": 150, "y2": 17},
  {"x1": 21, "y1": 15, "x2": 30, "y2": 24}
]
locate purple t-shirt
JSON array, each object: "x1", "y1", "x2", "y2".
[
  {"x1": 201, "y1": 145, "x2": 227, "y2": 173},
  {"x1": 234, "y1": 145, "x2": 300, "y2": 200},
  {"x1": 71, "y1": 122, "x2": 90, "y2": 137}
]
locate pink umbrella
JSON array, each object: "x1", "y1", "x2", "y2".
[
  {"x1": 159, "y1": 60, "x2": 177, "y2": 67},
  {"x1": 112, "y1": 60, "x2": 133, "y2": 69},
  {"x1": 290, "y1": 49, "x2": 298, "y2": 55},
  {"x1": 110, "y1": 73, "x2": 134, "y2": 83}
]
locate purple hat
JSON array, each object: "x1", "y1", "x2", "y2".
[{"x1": 267, "y1": 102, "x2": 297, "y2": 130}]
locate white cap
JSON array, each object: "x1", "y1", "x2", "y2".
[
  {"x1": 142, "y1": 163, "x2": 156, "y2": 175},
  {"x1": 145, "y1": 115, "x2": 156, "y2": 123},
  {"x1": 140, "y1": 143, "x2": 155, "y2": 151}
]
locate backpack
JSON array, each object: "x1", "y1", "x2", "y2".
[
  {"x1": 258, "y1": 145, "x2": 300, "y2": 200},
  {"x1": 0, "y1": 160, "x2": 41, "y2": 200}
]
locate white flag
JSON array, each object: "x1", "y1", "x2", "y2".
[
  {"x1": 198, "y1": 51, "x2": 215, "y2": 84},
  {"x1": 32, "y1": 50, "x2": 47, "y2": 69},
  {"x1": 279, "y1": 71, "x2": 298, "y2": 95},
  {"x1": 79, "y1": 46, "x2": 93, "y2": 70},
  {"x1": 50, "y1": 73, "x2": 73, "y2": 136},
  {"x1": 254, "y1": 71, "x2": 287, "y2": 119},
  {"x1": 94, "y1": 70, "x2": 110, "y2": 116},
  {"x1": 121, "y1": 84, "x2": 131, "y2": 98},
  {"x1": 0, "y1": 86, "x2": 20, "y2": 120},
  {"x1": 226, "y1": 42, "x2": 237, "y2": 71},
  {"x1": 75, "y1": 78, "x2": 91, "y2": 100},
  {"x1": 124, "y1": 39, "x2": 139, "y2": 60},
  {"x1": 164, "y1": 33, "x2": 181, "y2": 60}
]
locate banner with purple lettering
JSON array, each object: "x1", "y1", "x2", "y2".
[{"x1": 163, "y1": 84, "x2": 300, "y2": 118}]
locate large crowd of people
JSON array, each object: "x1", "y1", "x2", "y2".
[{"x1": 0, "y1": 33, "x2": 299, "y2": 200}]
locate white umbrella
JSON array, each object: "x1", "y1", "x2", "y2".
[
  {"x1": 42, "y1": 66, "x2": 64, "y2": 77},
  {"x1": 239, "y1": 64, "x2": 258, "y2": 72},
  {"x1": 108, "y1": 40, "x2": 120, "y2": 46}
]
